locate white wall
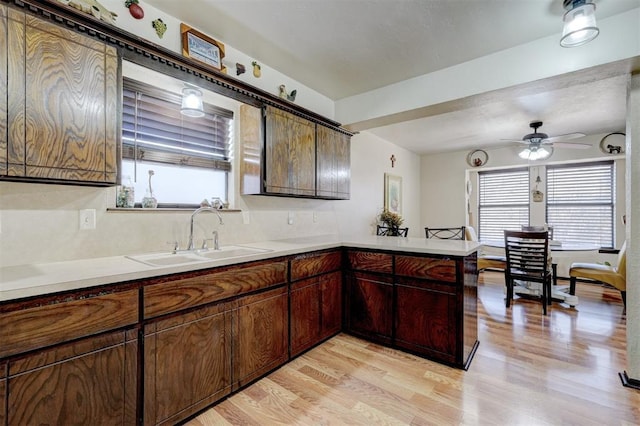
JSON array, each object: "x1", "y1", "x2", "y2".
[
  {"x1": 0, "y1": 1, "x2": 417, "y2": 267},
  {"x1": 420, "y1": 133, "x2": 627, "y2": 276}
]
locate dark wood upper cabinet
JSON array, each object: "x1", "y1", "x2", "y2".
[
  {"x1": 316, "y1": 124, "x2": 351, "y2": 199},
  {"x1": 0, "y1": 5, "x2": 7, "y2": 177},
  {"x1": 1, "y1": 7, "x2": 119, "y2": 185},
  {"x1": 240, "y1": 105, "x2": 351, "y2": 199},
  {"x1": 265, "y1": 106, "x2": 316, "y2": 196}
]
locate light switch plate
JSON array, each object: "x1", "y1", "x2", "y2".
[{"x1": 79, "y1": 209, "x2": 96, "y2": 230}]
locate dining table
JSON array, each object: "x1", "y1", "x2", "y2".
[{"x1": 482, "y1": 239, "x2": 601, "y2": 306}]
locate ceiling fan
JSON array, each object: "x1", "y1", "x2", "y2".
[{"x1": 502, "y1": 121, "x2": 591, "y2": 160}]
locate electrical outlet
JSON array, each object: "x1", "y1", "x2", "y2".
[
  {"x1": 79, "y1": 209, "x2": 96, "y2": 230},
  {"x1": 288, "y1": 211, "x2": 295, "y2": 225}
]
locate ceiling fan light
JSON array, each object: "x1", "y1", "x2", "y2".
[
  {"x1": 560, "y1": 1, "x2": 599, "y2": 48},
  {"x1": 519, "y1": 146, "x2": 551, "y2": 161}
]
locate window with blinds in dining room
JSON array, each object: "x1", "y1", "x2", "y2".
[
  {"x1": 546, "y1": 161, "x2": 614, "y2": 248},
  {"x1": 478, "y1": 168, "x2": 530, "y2": 242}
]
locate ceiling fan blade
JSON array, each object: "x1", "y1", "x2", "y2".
[
  {"x1": 553, "y1": 141, "x2": 591, "y2": 149},
  {"x1": 543, "y1": 132, "x2": 585, "y2": 143},
  {"x1": 499, "y1": 138, "x2": 527, "y2": 143}
]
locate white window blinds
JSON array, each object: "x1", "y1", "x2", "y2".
[
  {"x1": 478, "y1": 168, "x2": 529, "y2": 242},
  {"x1": 546, "y1": 161, "x2": 614, "y2": 247},
  {"x1": 122, "y1": 78, "x2": 233, "y2": 171}
]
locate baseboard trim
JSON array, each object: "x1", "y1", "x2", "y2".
[{"x1": 619, "y1": 371, "x2": 640, "y2": 390}]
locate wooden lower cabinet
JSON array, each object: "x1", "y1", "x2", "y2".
[
  {"x1": 345, "y1": 250, "x2": 478, "y2": 369},
  {"x1": 144, "y1": 302, "x2": 232, "y2": 426},
  {"x1": 395, "y1": 278, "x2": 457, "y2": 364},
  {"x1": 290, "y1": 277, "x2": 321, "y2": 356},
  {"x1": 345, "y1": 271, "x2": 393, "y2": 345},
  {"x1": 6, "y1": 329, "x2": 137, "y2": 425},
  {"x1": 232, "y1": 286, "x2": 288, "y2": 390},
  {"x1": 320, "y1": 271, "x2": 342, "y2": 339}
]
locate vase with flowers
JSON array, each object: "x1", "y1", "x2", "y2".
[{"x1": 379, "y1": 209, "x2": 404, "y2": 236}]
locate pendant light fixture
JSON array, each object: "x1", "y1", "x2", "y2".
[
  {"x1": 180, "y1": 86, "x2": 205, "y2": 117},
  {"x1": 560, "y1": 0, "x2": 599, "y2": 48}
]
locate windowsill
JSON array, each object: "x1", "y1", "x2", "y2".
[{"x1": 107, "y1": 208, "x2": 241, "y2": 213}]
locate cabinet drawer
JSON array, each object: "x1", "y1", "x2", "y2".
[
  {"x1": 346, "y1": 250, "x2": 392, "y2": 274},
  {"x1": 395, "y1": 255, "x2": 457, "y2": 282},
  {"x1": 0, "y1": 289, "x2": 138, "y2": 359},
  {"x1": 144, "y1": 260, "x2": 287, "y2": 318},
  {"x1": 290, "y1": 250, "x2": 342, "y2": 281}
]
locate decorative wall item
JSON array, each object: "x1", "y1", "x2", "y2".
[
  {"x1": 251, "y1": 61, "x2": 261, "y2": 78},
  {"x1": 278, "y1": 85, "x2": 297, "y2": 102},
  {"x1": 60, "y1": 0, "x2": 117, "y2": 24},
  {"x1": 152, "y1": 18, "x2": 166, "y2": 38},
  {"x1": 180, "y1": 23, "x2": 226, "y2": 72},
  {"x1": 466, "y1": 149, "x2": 488, "y2": 167},
  {"x1": 390, "y1": 154, "x2": 396, "y2": 168},
  {"x1": 124, "y1": 0, "x2": 144, "y2": 19},
  {"x1": 531, "y1": 170, "x2": 544, "y2": 202},
  {"x1": 384, "y1": 173, "x2": 402, "y2": 215},
  {"x1": 236, "y1": 63, "x2": 246, "y2": 76},
  {"x1": 599, "y1": 132, "x2": 626, "y2": 154}
]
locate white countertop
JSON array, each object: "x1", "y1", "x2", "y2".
[{"x1": 0, "y1": 235, "x2": 480, "y2": 302}]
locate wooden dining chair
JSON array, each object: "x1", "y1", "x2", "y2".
[
  {"x1": 521, "y1": 225, "x2": 553, "y2": 240},
  {"x1": 425, "y1": 226, "x2": 466, "y2": 240},
  {"x1": 504, "y1": 230, "x2": 552, "y2": 315},
  {"x1": 377, "y1": 225, "x2": 409, "y2": 237}
]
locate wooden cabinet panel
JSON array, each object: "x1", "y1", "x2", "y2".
[
  {"x1": 346, "y1": 250, "x2": 393, "y2": 274},
  {"x1": 232, "y1": 286, "x2": 288, "y2": 390},
  {"x1": 0, "y1": 288, "x2": 138, "y2": 358},
  {"x1": 320, "y1": 271, "x2": 343, "y2": 339},
  {"x1": 290, "y1": 250, "x2": 342, "y2": 281},
  {"x1": 144, "y1": 302, "x2": 232, "y2": 426},
  {"x1": 0, "y1": 362, "x2": 5, "y2": 426},
  {"x1": 395, "y1": 279, "x2": 457, "y2": 363},
  {"x1": 239, "y1": 104, "x2": 263, "y2": 195},
  {"x1": 290, "y1": 278, "x2": 321, "y2": 356},
  {"x1": 345, "y1": 271, "x2": 393, "y2": 345},
  {"x1": 4, "y1": 10, "x2": 118, "y2": 184},
  {"x1": 0, "y1": 5, "x2": 7, "y2": 176},
  {"x1": 265, "y1": 106, "x2": 316, "y2": 196},
  {"x1": 396, "y1": 255, "x2": 457, "y2": 282},
  {"x1": 316, "y1": 124, "x2": 350, "y2": 199},
  {"x1": 144, "y1": 260, "x2": 287, "y2": 319},
  {"x1": 7, "y1": 330, "x2": 137, "y2": 426}
]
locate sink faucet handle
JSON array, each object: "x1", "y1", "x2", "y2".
[
  {"x1": 201, "y1": 238, "x2": 213, "y2": 250},
  {"x1": 166, "y1": 240, "x2": 179, "y2": 254}
]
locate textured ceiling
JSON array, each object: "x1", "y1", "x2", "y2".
[{"x1": 144, "y1": 0, "x2": 639, "y2": 154}]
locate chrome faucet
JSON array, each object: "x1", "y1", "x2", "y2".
[{"x1": 187, "y1": 207, "x2": 224, "y2": 251}]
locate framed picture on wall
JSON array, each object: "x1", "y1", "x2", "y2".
[
  {"x1": 384, "y1": 173, "x2": 402, "y2": 215},
  {"x1": 180, "y1": 23, "x2": 226, "y2": 72}
]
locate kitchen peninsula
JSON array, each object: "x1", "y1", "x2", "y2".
[{"x1": 0, "y1": 236, "x2": 479, "y2": 425}]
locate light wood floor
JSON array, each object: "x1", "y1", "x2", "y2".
[{"x1": 186, "y1": 273, "x2": 639, "y2": 425}]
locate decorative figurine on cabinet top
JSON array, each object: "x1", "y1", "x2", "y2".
[{"x1": 278, "y1": 85, "x2": 297, "y2": 102}]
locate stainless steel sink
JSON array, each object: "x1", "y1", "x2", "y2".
[{"x1": 126, "y1": 245, "x2": 272, "y2": 267}]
